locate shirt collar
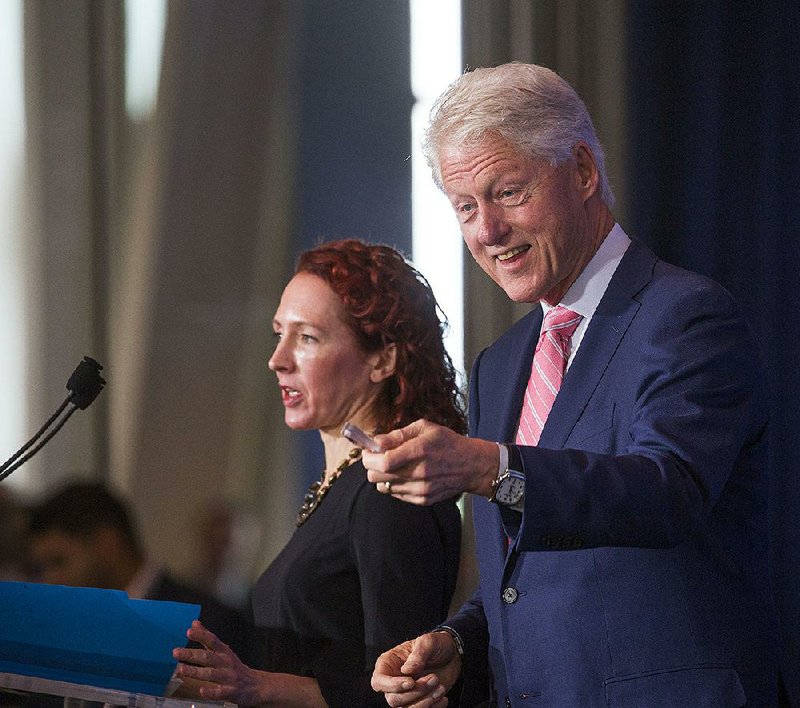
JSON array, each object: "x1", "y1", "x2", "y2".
[{"x1": 549, "y1": 222, "x2": 631, "y2": 319}]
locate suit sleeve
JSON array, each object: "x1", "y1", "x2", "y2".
[
  {"x1": 444, "y1": 586, "x2": 492, "y2": 702},
  {"x1": 510, "y1": 279, "x2": 768, "y2": 550}
]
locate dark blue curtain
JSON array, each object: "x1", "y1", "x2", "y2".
[
  {"x1": 627, "y1": 1, "x2": 800, "y2": 700},
  {"x1": 290, "y1": 0, "x2": 412, "y2": 490}
]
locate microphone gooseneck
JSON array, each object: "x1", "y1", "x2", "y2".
[{"x1": 0, "y1": 356, "x2": 106, "y2": 482}]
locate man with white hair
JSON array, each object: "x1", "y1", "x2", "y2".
[{"x1": 366, "y1": 63, "x2": 780, "y2": 707}]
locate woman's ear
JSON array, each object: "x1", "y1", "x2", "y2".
[{"x1": 370, "y1": 343, "x2": 397, "y2": 383}]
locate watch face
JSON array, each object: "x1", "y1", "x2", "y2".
[{"x1": 496, "y1": 474, "x2": 525, "y2": 505}]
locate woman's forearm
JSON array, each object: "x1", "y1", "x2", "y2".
[{"x1": 251, "y1": 671, "x2": 327, "y2": 708}]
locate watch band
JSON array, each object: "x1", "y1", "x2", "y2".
[
  {"x1": 497, "y1": 442, "x2": 509, "y2": 479},
  {"x1": 507, "y1": 443, "x2": 522, "y2": 474},
  {"x1": 488, "y1": 442, "x2": 510, "y2": 502},
  {"x1": 434, "y1": 624, "x2": 465, "y2": 657}
]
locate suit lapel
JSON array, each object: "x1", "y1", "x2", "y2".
[
  {"x1": 538, "y1": 240, "x2": 657, "y2": 449},
  {"x1": 472, "y1": 310, "x2": 542, "y2": 566},
  {"x1": 497, "y1": 308, "x2": 543, "y2": 443}
]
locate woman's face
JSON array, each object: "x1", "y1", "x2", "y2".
[{"x1": 268, "y1": 272, "x2": 389, "y2": 435}]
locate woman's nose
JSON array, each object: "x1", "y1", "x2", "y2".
[{"x1": 268, "y1": 339, "x2": 291, "y2": 372}]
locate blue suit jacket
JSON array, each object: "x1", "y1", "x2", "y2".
[{"x1": 449, "y1": 240, "x2": 779, "y2": 707}]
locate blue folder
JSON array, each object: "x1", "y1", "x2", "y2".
[{"x1": 0, "y1": 581, "x2": 200, "y2": 695}]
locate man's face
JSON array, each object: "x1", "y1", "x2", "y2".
[
  {"x1": 440, "y1": 134, "x2": 597, "y2": 305},
  {"x1": 28, "y1": 530, "x2": 106, "y2": 587}
]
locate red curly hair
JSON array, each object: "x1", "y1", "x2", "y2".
[{"x1": 296, "y1": 239, "x2": 466, "y2": 435}]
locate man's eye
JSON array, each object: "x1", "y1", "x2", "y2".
[
  {"x1": 499, "y1": 187, "x2": 529, "y2": 205},
  {"x1": 300, "y1": 333, "x2": 317, "y2": 343},
  {"x1": 499, "y1": 188, "x2": 524, "y2": 201}
]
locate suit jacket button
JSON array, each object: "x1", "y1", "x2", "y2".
[{"x1": 502, "y1": 586, "x2": 518, "y2": 604}]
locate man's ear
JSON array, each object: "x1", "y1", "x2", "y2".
[
  {"x1": 369, "y1": 343, "x2": 397, "y2": 383},
  {"x1": 574, "y1": 142, "x2": 599, "y2": 201}
]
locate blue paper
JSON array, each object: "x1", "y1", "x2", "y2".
[{"x1": 0, "y1": 581, "x2": 200, "y2": 695}]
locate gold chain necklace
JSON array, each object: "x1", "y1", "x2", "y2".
[{"x1": 295, "y1": 447, "x2": 361, "y2": 527}]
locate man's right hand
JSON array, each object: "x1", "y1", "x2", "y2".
[
  {"x1": 363, "y1": 419, "x2": 500, "y2": 505},
  {"x1": 371, "y1": 631, "x2": 462, "y2": 707}
]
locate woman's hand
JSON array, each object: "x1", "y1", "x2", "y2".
[
  {"x1": 173, "y1": 620, "x2": 263, "y2": 705},
  {"x1": 173, "y1": 622, "x2": 327, "y2": 707}
]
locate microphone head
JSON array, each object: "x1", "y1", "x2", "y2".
[{"x1": 66, "y1": 356, "x2": 106, "y2": 409}]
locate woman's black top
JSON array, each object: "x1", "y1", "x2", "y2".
[{"x1": 250, "y1": 460, "x2": 461, "y2": 707}]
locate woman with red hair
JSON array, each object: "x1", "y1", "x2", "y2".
[{"x1": 174, "y1": 239, "x2": 465, "y2": 707}]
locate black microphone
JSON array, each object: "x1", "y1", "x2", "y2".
[
  {"x1": 66, "y1": 356, "x2": 106, "y2": 409},
  {"x1": 0, "y1": 356, "x2": 106, "y2": 482}
]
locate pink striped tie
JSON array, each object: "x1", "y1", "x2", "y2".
[{"x1": 516, "y1": 306, "x2": 583, "y2": 446}]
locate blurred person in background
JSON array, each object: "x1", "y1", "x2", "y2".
[
  {"x1": 0, "y1": 487, "x2": 29, "y2": 581},
  {"x1": 191, "y1": 501, "x2": 261, "y2": 612},
  {"x1": 26, "y1": 480, "x2": 248, "y2": 658}
]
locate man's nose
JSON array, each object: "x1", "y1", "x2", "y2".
[{"x1": 476, "y1": 203, "x2": 511, "y2": 246}]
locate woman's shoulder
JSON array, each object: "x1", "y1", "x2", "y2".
[{"x1": 340, "y1": 462, "x2": 460, "y2": 536}]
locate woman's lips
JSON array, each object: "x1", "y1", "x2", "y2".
[{"x1": 280, "y1": 386, "x2": 302, "y2": 406}]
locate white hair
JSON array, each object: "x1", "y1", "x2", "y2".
[{"x1": 423, "y1": 62, "x2": 615, "y2": 207}]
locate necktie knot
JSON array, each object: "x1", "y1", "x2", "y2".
[
  {"x1": 535, "y1": 306, "x2": 582, "y2": 357},
  {"x1": 542, "y1": 305, "x2": 582, "y2": 336}
]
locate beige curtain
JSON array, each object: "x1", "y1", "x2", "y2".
[
  {"x1": 21, "y1": 0, "x2": 297, "y2": 579},
  {"x1": 21, "y1": 0, "x2": 120, "y2": 495}
]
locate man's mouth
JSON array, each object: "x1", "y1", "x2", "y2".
[{"x1": 497, "y1": 245, "x2": 530, "y2": 261}]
